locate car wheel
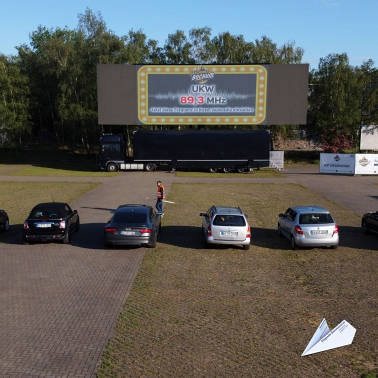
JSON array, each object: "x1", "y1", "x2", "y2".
[
  {"x1": 146, "y1": 234, "x2": 157, "y2": 248},
  {"x1": 290, "y1": 235, "x2": 297, "y2": 250},
  {"x1": 278, "y1": 224, "x2": 283, "y2": 237},
  {"x1": 242, "y1": 244, "x2": 250, "y2": 250},
  {"x1": 362, "y1": 220, "x2": 370, "y2": 234},
  {"x1": 201, "y1": 227, "x2": 209, "y2": 247},
  {"x1": 145, "y1": 163, "x2": 157, "y2": 172},
  {"x1": 107, "y1": 162, "x2": 118, "y2": 172},
  {"x1": 63, "y1": 231, "x2": 70, "y2": 244}
]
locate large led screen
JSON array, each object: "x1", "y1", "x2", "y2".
[
  {"x1": 97, "y1": 64, "x2": 309, "y2": 125},
  {"x1": 137, "y1": 65, "x2": 267, "y2": 125}
]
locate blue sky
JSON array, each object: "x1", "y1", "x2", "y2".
[{"x1": 1, "y1": 0, "x2": 377, "y2": 68}]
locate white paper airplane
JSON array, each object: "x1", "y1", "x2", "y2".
[{"x1": 302, "y1": 318, "x2": 356, "y2": 356}]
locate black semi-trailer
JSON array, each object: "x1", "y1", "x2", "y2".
[{"x1": 98, "y1": 130, "x2": 270, "y2": 172}]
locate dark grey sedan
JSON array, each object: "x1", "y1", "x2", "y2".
[{"x1": 104, "y1": 205, "x2": 161, "y2": 248}]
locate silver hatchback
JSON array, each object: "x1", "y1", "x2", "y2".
[
  {"x1": 200, "y1": 206, "x2": 251, "y2": 250},
  {"x1": 278, "y1": 206, "x2": 339, "y2": 249}
]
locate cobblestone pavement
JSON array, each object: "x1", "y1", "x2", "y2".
[
  {"x1": 0, "y1": 172, "x2": 175, "y2": 377},
  {"x1": 0, "y1": 167, "x2": 376, "y2": 376}
]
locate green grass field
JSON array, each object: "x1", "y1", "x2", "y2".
[
  {"x1": 175, "y1": 168, "x2": 283, "y2": 178},
  {"x1": 0, "y1": 181, "x2": 99, "y2": 224},
  {"x1": 98, "y1": 182, "x2": 377, "y2": 377},
  {"x1": 1, "y1": 165, "x2": 118, "y2": 177}
]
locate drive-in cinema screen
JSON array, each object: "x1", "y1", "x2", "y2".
[{"x1": 97, "y1": 64, "x2": 309, "y2": 125}]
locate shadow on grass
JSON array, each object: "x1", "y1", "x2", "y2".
[{"x1": 157, "y1": 225, "x2": 377, "y2": 251}]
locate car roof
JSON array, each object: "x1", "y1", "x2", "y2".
[
  {"x1": 212, "y1": 206, "x2": 244, "y2": 215},
  {"x1": 116, "y1": 204, "x2": 151, "y2": 213},
  {"x1": 291, "y1": 206, "x2": 330, "y2": 214},
  {"x1": 33, "y1": 202, "x2": 67, "y2": 209}
]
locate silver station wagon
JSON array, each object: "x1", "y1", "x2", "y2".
[
  {"x1": 200, "y1": 206, "x2": 251, "y2": 250},
  {"x1": 278, "y1": 206, "x2": 339, "y2": 249}
]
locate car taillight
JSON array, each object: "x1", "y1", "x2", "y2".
[
  {"x1": 207, "y1": 225, "x2": 212, "y2": 236},
  {"x1": 333, "y1": 225, "x2": 339, "y2": 235},
  {"x1": 105, "y1": 228, "x2": 117, "y2": 233},
  {"x1": 246, "y1": 226, "x2": 251, "y2": 238},
  {"x1": 295, "y1": 225, "x2": 304, "y2": 235},
  {"x1": 139, "y1": 228, "x2": 152, "y2": 234},
  {"x1": 59, "y1": 221, "x2": 66, "y2": 229},
  {"x1": 23, "y1": 221, "x2": 29, "y2": 230}
]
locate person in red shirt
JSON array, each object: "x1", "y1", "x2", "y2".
[{"x1": 156, "y1": 180, "x2": 165, "y2": 214}]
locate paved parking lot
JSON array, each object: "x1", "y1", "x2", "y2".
[
  {"x1": 0, "y1": 168, "x2": 376, "y2": 376},
  {"x1": 0, "y1": 172, "x2": 174, "y2": 377}
]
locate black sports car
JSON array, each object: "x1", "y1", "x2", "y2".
[
  {"x1": 0, "y1": 210, "x2": 9, "y2": 232},
  {"x1": 23, "y1": 202, "x2": 80, "y2": 244},
  {"x1": 104, "y1": 204, "x2": 161, "y2": 248},
  {"x1": 362, "y1": 211, "x2": 378, "y2": 234}
]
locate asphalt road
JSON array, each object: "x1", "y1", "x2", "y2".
[{"x1": 0, "y1": 167, "x2": 376, "y2": 376}]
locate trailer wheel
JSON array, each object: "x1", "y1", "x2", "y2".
[
  {"x1": 145, "y1": 163, "x2": 157, "y2": 172},
  {"x1": 209, "y1": 168, "x2": 218, "y2": 173},
  {"x1": 222, "y1": 167, "x2": 232, "y2": 173},
  {"x1": 107, "y1": 162, "x2": 118, "y2": 172},
  {"x1": 237, "y1": 167, "x2": 246, "y2": 173}
]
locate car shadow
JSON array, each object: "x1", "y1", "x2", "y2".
[
  {"x1": 0, "y1": 223, "x2": 109, "y2": 250},
  {"x1": 158, "y1": 225, "x2": 377, "y2": 251},
  {"x1": 2, "y1": 224, "x2": 376, "y2": 252},
  {"x1": 80, "y1": 206, "x2": 116, "y2": 213},
  {"x1": 158, "y1": 226, "x2": 205, "y2": 250},
  {"x1": 251, "y1": 225, "x2": 377, "y2": 251}
]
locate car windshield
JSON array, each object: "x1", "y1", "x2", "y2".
[
  {"x1": 113, "y1": 211, "x2": 147, "y2": 224},
  {"x1": 31, "y1": 208, "x2": 65, "y2": 219},
  {"x1": 299, "y1": 213, "x2": 334, "y2": 224},
  {"x1": 213, "y1": 215, "x2": 246, "y2": 227}
]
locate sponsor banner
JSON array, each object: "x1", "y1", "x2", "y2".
[
  {"x1": 137, "y1": 65, "x2": 267, "y2": 125},
  {"x1": 269, "y1": 151, "x2": 284, "y2": 170},
  {"x1": 360, "y1": 125, "x2": 378, "y2": 151},
  {"x1": 355, "y1": 154, "x2": 378, "y2": 175},
  {"x1": 319, "y1": 154, "x2": 355, "y2": 174}
]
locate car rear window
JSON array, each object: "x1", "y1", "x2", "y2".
[
  {"x1": 299, "y1": 213, "x2": 334, "y2": 224},
  {"x1": 113, "y1": 211, "x2": 147, "y2": 224},
  {"x1": 31, "y1": 208, "x2": 66, "y2": 219},
  {"x1": 213, "y1": 215, "x2": 246, "y2": 227}
]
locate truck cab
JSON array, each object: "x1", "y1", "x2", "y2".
[{"x1": 98, "y1": 134, "x2": 126, "y2": 171}]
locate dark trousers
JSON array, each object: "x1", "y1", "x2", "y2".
[{"x1": 156, "y1": 199, "x2": 163, "y2": 213}]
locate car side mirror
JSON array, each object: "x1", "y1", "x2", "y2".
[
  {"x1": 279, "y1": 213, "x2": 284, "y2": 218},
  {"x1": 200, "y1": 212, "x2": 206, "y2": 217},
  {"x1": 245, "y1": 214, "x2": 248, "y2": 218},
  {"x1": 73, "y1": 210, "x2": 78, "y2": 214}
]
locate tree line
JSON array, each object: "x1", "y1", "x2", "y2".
[{"x1": 0, "y1": 8, "x2": 376, "y2": 151}]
